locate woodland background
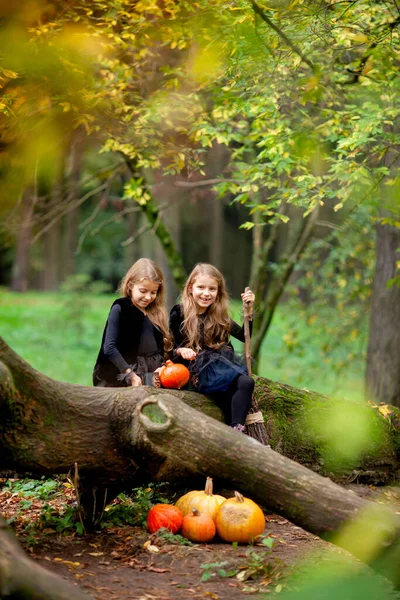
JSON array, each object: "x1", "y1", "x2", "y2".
[
  {"x1": 0, "y1": 0, "x2": 399, "y2": 404},
  {"x1": 1, "y1": 3, "x2": 400, "y2": 599}
]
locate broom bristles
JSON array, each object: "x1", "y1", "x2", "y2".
[{"x1": 245, "y1": 396, "x2": 269, "y2": 445}]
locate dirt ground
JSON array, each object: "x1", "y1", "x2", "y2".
[{"x1": 2, "y1": 482, "x2": 400, "y2": 600}]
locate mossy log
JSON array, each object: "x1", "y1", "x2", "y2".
[
  {"x1": 2, "y1": 337, "x2": 400, "y2": 587},
  {"x1": 254, "y1": 377, "x2": 400, "y2": 484}
]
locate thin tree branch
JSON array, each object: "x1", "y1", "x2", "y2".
[
  {"x1": 250, "y1": 0, "x2": 315, "y2": 71},
  {"x1": 174, "y1": 178, "x2": 238, "y2": 188}
]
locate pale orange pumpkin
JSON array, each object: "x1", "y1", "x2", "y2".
[
  {"x1": 215, "y1": 491, "x2": 265, "y2": 544},
  {"x1": 175, "y1": 477, "x2": 225, "y2": 522},
  {"x1": 159, "y1": 360, "x2": 190, "y2": 389},
  {"x1": 181, "y1": 508, "x2": 216, "y2": 543}
]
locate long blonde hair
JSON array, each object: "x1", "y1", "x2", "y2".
[
  {"x1": 181, "y1": 263, "x2": 231, "y2": 351},
  {"x1": 118, "y1": 258, "x2": 172, "y2": 351}
]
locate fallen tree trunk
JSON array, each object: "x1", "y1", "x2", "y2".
[
  {"x1": 0, "y1": 516, "x2": 93, "y2": 600},
  {"x1": 0, "y1": 337, "x2": 398, "y2": 488},
  {"x1": 2, "y1": 337, "x2": 400, "y2": 587}
]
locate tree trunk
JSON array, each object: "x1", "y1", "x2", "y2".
[
  {"x1": 42, "y1": 154, "x2": 66, "y2": 291},
  {"x1": 0, "y1": 516, "x2": 93, "y2": 599},
  {"x1": 366, "y1": 221, "x2": 400, "y2": 407},
  {"x1": 63, "y1": 132, "x2": 85, "y2": 281},
  {"x1": 10, "y1": 187, "x2": 36, "y2": 292},
  {"x1": 2, "y1": 337, "x2": 400, "y2": 585}
]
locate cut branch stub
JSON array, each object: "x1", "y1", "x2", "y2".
[{"x1": 138, "y1": 397, "x2": 173, "y2": 432}]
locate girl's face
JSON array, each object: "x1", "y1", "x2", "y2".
[
  {"x1": 190, "y1": 275, "x2": 219, "y2": 313},
  {"x1": 130, "y1": 278, "x2": 159, "y2": 311}
]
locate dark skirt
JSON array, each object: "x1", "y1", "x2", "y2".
[
  {"x1": 189, "y1": 346, "x2": 247, "y2": 394},
  {"x1": 136, "y1": 352, "x2": 164, "y2": 386},
  {"x1": 94, "y1": 352, "x2": 164, "y2": 388}
]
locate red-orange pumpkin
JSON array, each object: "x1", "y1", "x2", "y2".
[
  {"x1": 181, "y1": 508, "x2": 216, "y2": 543},
  {"x1": 147, "y1": 504, "x2": 183, "y2": 534},
  {"x1": 159, "y1": 360, "x2": 190, "y2": 389}
]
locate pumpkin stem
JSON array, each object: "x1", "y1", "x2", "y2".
[
  {"x1": 191, "y1": 508, "x2": 201, "y2": 516},
  {"x1": 234, "y1": 491, "x2": 244, "y2": 503},
  {"x1": 205, "y1": 477, "x2": 214, "y2": 496}
]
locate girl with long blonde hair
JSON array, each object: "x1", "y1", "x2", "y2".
[
  {"x1": 93, "y1": 258, "x2": 171, "y2": 387},
  {"x1": 170, "y1": 263, "x2": 255, "y2": 432}
]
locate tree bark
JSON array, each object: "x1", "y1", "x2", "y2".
[
  {"x1": 366, "y1": 221, "x2": 400, "y2": 407},
  {"x1": 63, "y1": 131, "x2": 85, "y2": 281},
  {"x1": 10, "y1": 188, "x2": 36, "y2": 293},
  {"x1": 0, "y1": 516, "x2": 93, "y2": 600},
  {"x1": 1, "y1": 337, "x2": 400, "y2": 585}
]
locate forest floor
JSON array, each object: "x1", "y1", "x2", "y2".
[{"x1": 2, "y1": 480, "x2": 400, "y2": 600}]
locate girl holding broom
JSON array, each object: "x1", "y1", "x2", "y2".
[{"x1": 169, "y1": 263, "x2": 255, "y2": 432}]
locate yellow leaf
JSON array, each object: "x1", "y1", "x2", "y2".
[
  {"x1": 3, "y1": 69, "x2": 18, "y2": 79},
  {"x1": 143, "y1": 540, "x2": 159, "y2": 553},
  {"x1": 63, "y1": 561, "x2": 81, "y2": 567},
  {"x1": 378, "y1": 405, "x2": 392, "y2": 418}
]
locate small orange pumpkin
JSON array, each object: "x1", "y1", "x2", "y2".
[
  {"x1": 215, "y1": 492, "x2": 265, "y2": 544},
  {"x1": 181, "y1": 508, "x2": 216, "y2": 543},
  {"x1": 159, "y1": 360, "x2": 190, "y2": 389},
  {"x1": 176, "y1": 477, "x2": 225, "y2": 522},
  {"x1": 147, "y1": 504, "x2": 183, "y2": 534}
]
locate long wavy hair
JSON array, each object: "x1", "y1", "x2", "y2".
[
  {"x1": 181, "y1": 263, "x2": 231, "y2": 351},
  {"x1": 118, "y1": 258, "x2": 172, "y2": 352}
]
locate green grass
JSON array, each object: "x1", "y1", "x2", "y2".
[
  {"x1": 0, "y1": 288, "x2": 115, "y2": 386},
  {"x1": 0, "y1": 288, "x2": 367, "y2": 398}
]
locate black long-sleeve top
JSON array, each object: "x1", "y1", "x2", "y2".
[
  {"x1": 93, "y1": 297, "x2": 163, "y2": 386},
  {"x1": 169, "y1": 304, "x2": 252, "y2": 351}
]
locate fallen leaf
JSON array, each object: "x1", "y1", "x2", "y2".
[
  {"x1": 143, "y1": 540, "x2": 159, "y2": 553},
  {"x1": 88, "y1": 552, "x2": 104, "y2": 557},
  {"x1": 147, "y1": 567, "x2": 171, "y2": 573}
]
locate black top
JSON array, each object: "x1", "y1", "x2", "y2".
[
  {"x1": 93, "y1": 297, "x2": 164, "y2": 386},
  {"x1": 169, "y1": 304, "x2": 252, "y2": 351},
  {"x1": 138, "y1": 316, "x2": 160, "y2": 356}
]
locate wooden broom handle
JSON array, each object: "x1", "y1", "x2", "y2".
[{"x1": 243, "y1": 286, "x2": 252, "y2": 377}]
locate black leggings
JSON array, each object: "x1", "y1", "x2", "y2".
[{"x1": 212, "y1": 374, "x2": 254, "y2": 426}]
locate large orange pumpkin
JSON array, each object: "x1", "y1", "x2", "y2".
[
  {"x1": 159, "y1": 360, "x2": 190, "y2": 389},
  {"x1": 147, "y1": 504, "x2": 183, "y2": 534},
  {"x1": 181, "y1": 508, "x2": 216, "y2": 543},
  {"x1": 176, "y1": 477, "x2": 225, "y2": 522},
  {"x1": 215, "y1": 492, "x2": 265, "y2": 544}
]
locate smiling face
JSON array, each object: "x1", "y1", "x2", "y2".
[
  {"x1": 130, "y1": 278, "x2": 159, "y2": 312},
  {"x1": 190, "y1": 274, "x2": 219, "y2": 313}
]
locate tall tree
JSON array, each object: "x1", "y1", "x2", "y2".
[{"x1": 366, "y1": 221, "x2": 400, "y2": 405}]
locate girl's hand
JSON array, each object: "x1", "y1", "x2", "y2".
[
  {"x1": 176, "y1": 347, "x2": 197, "y2": 360},
  {"x1": 153, "y1": 367, "x2": 163, "y2": 388},
  {"x1": 130, "y1": 372, "x2": 143, "y2": 387},
  {"x1": 241, "y1": 288, "x2": 255, "y2": 309}
]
